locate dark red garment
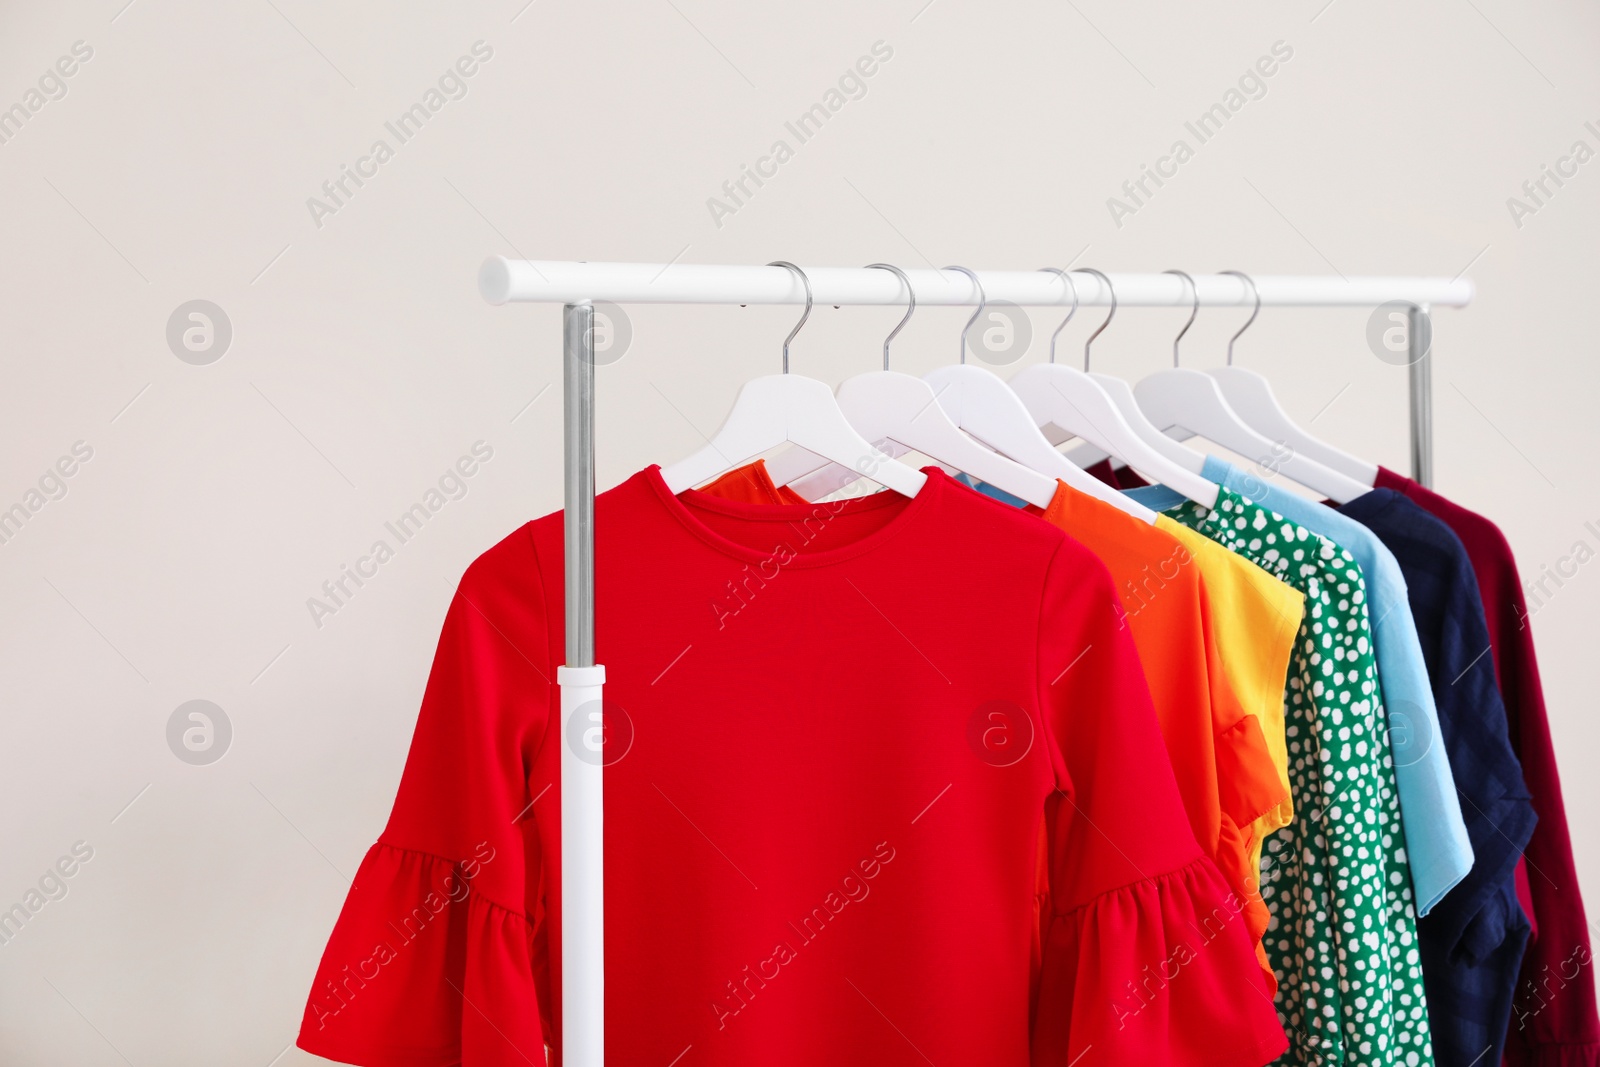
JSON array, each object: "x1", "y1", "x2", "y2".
[
  {"x1": 1373, "y1": 465, "x2": 1599, "y2": 1067},
  {"x1": 1084, "y1": 458, "x2": 1150, "y2": 491},
  {"x1": 296, "y1": 466, "x2": 1286, "y2": 1067}
]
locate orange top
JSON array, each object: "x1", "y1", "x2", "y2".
[
  {"x1": 697, "y1": 461, "x2": 1288, "y2": 984},
  {"x1": 1025, "y1": 481, "x2": 1287, "y2": 984},
  {"x1": 698, "y1": 460, "x2": 808, "y2": 505}
]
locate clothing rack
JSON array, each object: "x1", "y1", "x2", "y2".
[{"x1": 477, "y1": 258, "x2": 1474, "y2": 1067}]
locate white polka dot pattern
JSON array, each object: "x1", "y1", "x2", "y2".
[{"x1": 1168, "y1": 489, "x2": 1433, "y2": 1067}]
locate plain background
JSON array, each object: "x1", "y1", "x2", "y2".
[{"x1": 1, "y1": 0, "x2": 1596, "y2": 1062}]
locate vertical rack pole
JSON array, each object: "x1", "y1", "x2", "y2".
[
  {"x1": 558, "y1": 301, "x2": 605, "y2": 1067},
  {"x1": 1407, "y1": 303, "x2": 1434, "y2": 488}
]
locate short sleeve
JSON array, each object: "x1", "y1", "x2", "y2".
[
  {"x1": 1030, "y1": 540, "x2": 1286, "y2": 1067},
  {"x1": 297, "y1": 527, "x2": 554, "y2": 1067},
  {"x1": 1199, "y1": 581, "x2": 1291, "y2": 838},
  {"x1": 1197, "y1": 581, "x2": 1290, "y2": 990},
  {"x1": 1155, "y1": 517, "x2": 1300, "y2": 847}
]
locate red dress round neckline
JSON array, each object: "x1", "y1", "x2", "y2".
[{"x1": 296, "y1": 467, "x2": 1286, "y2": 1066}]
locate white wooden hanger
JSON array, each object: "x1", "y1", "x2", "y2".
[
  {"x1": 918, "y1": 267, "x2": 1157, "y2": 523},
  {"x1": 1010, "y1": 268, "x2": 1219, "y2": 509},
  {"x1": 1205, "y1": 271, "x2": 1379, "y2": 486},
  {"x1": 1132, "y1": 271, "x2": 1370, "y2": 505},
  {"x1": 659, "y1": 262, "x2": 926, "y2": 497},
  {"x1": 770, "y1": 264, "x2": 1057, "y2": 507}
]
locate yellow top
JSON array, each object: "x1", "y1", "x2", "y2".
[{"x1": 1155, "y1": 514, "x2": 1304, "y2": 869}]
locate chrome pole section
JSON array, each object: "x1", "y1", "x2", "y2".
[
  {"x1": 1408, "y1": 304, "x2": 1434, "y2": 488},
  {"x1": 558, "y1": 301, "x2": 605, "y2": 1067},
  {"x1": 564, "y1": 303, "x2": 597, "y2": 666}
]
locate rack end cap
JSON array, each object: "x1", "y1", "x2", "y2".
[{"x1": 479, "y1": 256, "x2": 514, "y2": 305}]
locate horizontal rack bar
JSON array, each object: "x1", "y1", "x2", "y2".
[{"x1": 480, "y1": 258, "x2": 1474, "y2": 309}]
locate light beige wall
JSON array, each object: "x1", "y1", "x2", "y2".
[{"x1": 1, "y1": 0, "x2": 1596, "y2": 1061}]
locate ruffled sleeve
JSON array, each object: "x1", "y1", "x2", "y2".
[
  {"x1": 298, "y1": 526, "x2": 555, "y2": 1067},
  {"x1": 1031, "y1": 539, "x2": 1286, "y2": 1067},
  {"x1": 1035, "y1": 858, "x2": 1289, "y2": 1067},
  {"x1": 298, "y1": 844, "x2": 545, "y2": 1066}
]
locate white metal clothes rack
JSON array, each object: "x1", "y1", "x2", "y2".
[{"x1": 478, "y1": 258, "x2": 1473, "y2": 1067}]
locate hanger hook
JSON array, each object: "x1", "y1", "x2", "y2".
[
  {"x1": 766, "y1": 261, "x2": 812, "y2": 374},
  {"x1": 943, "y1": 265, "x2": 985, "y2": 364},
  {"x1": 1162, "y1": 269, "x2": 1198, "y2": 368},
  {"x1": 1037, "y1": 267, "x2": 1079, "y2": 365},
  {"x1": 1075, "y1": 268, "x2": 1116, "y2": 372},
  {"x1": 865, "y1": 263, "x2": 915, "y2": 371},
  {"x1": 1218, "y1": 270, "x2": 1260, "y2": 366}
]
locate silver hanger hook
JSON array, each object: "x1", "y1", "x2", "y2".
[
  {"x1": 1075, "y1": 268, "x2": 1116, "y2": 372},
  {"x1": 943, "y1": 265, "x2": 985, "y2": 364},
  {"x1": 1162, "y1": 269, "x2": 1198, "y2": 368},
  {"x1": 1218, "y1": 270, "x2": 1260, "y2": 366},
  {"x1": 766, "y1": 261, "x2": 812, "y2": 374},
  {"x1": 865, "y1": 263, "x2": 915, "y2": 371},
  {"x1": 1037, "y1": 267, "x2": 1080, "y2": 365}
]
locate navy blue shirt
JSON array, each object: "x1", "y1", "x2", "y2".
[{"x1": 1339, "y1": 488, "x2": 1537, "y2": 1067}]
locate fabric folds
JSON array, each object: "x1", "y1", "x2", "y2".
[
  {"x1": 298, "y1": 842, "x2": 545, "y2": 1067},
  {"x1": 1033, "y1": 855, "x2": 1287, "y2": 1067},
  {"x1": 1154, "y1": 487, "x2": 1436, "y2": 1066},
  {"x1": 957, "y1": 473, "x2": 1292, "y2": 987},
  {"x1": 1152, "y1": 516, "x2": 1302, "y2": 877},
  {"x1": 299, "y1": 466, "x2": 1290, "y2": 1066},
  {"x1": 1211, "y1": 712, "x2": 1283, "y2": 847},
  {"x1": 1212, "y1": 710, "x2": 1284, "y2": 976},
  {"x1": 1370, "y1": 466, "x2": 1600, "y2": 1067},
  {"x1": 1197, "y1": 456, "x2": 1472, "y2": 916}
]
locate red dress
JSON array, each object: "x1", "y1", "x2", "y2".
[{"x1": 297, "y1": 466, "x2": 1286, "y2": 1067}]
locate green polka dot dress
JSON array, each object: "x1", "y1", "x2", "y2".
[{"x1": 1166, "y1": 487, "x2": 1432, "y2": 1067}]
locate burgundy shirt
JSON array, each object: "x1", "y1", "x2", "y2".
[{"x1": 1372, "y1": 467, "x2": 1596, "y2": 1066}]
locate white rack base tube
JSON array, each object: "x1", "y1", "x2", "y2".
[{"x1": 558, "y1": 663, "x2": 605, "y2": 1066}]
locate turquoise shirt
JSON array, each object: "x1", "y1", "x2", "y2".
[{"x1": 1126, "y1": 457, "x2": 1473, "y2": 916}]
